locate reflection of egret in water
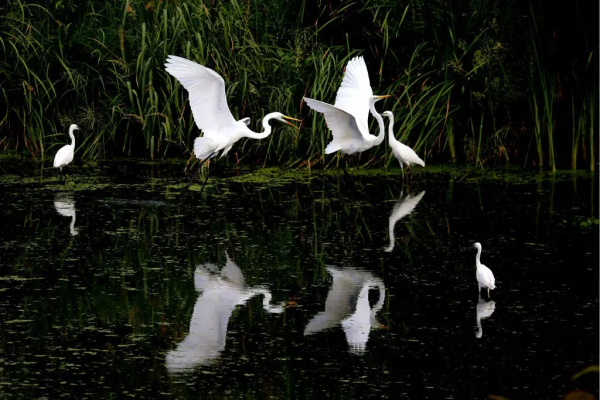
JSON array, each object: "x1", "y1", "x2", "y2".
[
  {"x1": 54, "y1": 194, "x2": 78, "y2": 236},
  {"x1": 166, "y1": 253, "x2": 284, "y2": 373},
  {"x1": 475, "y1": 297, "x2": 496, "y2": 339},
  {"x1": 384, "y1": 190, "x2": 425, "y2": 252},
  {"x1": 304, "y1": 267, "x2": 385, "y2": 354}
]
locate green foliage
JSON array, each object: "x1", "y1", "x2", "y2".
[{"x1": 0, "y1": 0, "x2": 597, "y2": 169}]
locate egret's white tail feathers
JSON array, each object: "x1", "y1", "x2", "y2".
[
  {"x1": 193, "y1": 137, "x2": 217, "y2": 160},
  {"x1": 325, "y1": 142, "x2": 342, "y2": 154}
]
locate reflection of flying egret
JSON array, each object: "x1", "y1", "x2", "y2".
[
  {"x1": 303, "y1": 56, "x2": 389, "y2": 174},
  {"x1": 166, "y1": 253, "x2": 283, "y2": 373},
  {"x1": 304, "y1": 266, "x2": 385, "y2": 354},
  {"x1": 384, "y1": 190, "x2": 426, "y2": 252},
  {"x1": 53, "y1": 124, "x2": 81, "y2": 178},
  {"x1": 475, "y1": 298, "x2": 496, "y2": 338},
  {"x1": 473, "y1": 242, "x2": 496, "y2": 298},
  {"x1": 54, "y1": 195, "x2": 78, "y2": 236},
  {"x1": 164, "y1": 56, "x2": 300, "y2": 190},
  {"x1": 381, "y1": 111, "x2": 425, "y2": 176}
]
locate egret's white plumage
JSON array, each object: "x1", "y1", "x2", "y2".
[
  {"x1": 384, "y1": 190, "x2": 426, "y2": 252},
  {"x1": 53, "y1": 124, "x2": 80, "y2": 171},
  {"x1": 164, "y1": 55, "x2": 298, "y2": 161},
  {"x1": 303, "y1": 56, "x2": 388, "y2": 156},
  {"x1": 474, "y1": 242, "x2": 496, "y2": 297},
  {"x1": 381, "y1": 111, "x2": 425, "y2": 173}
]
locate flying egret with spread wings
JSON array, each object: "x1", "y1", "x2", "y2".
[
  {"x1": 303, "y1": 56, "x2": 389, "y2": 174},
  {"x1": 164, "y1": 55, "x2": 300, "y2": 190},
  {"x1": 381, "y1": 111, "x2": 425, "y2": 176}
]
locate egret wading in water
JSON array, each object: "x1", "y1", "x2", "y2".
[
  {"x1": 53, "y1": 124, "x2": 81, "y2": 180},
  {"x1": 164, "y1": 55, "x2": 300, "y2": 191},
  {"x1": 474, "y1": 242, "x2": 496, "y2": 297},
  {"x1": 381, "y1": 111, "x2": 425, "y2": 176},
  {"x1": 303, "y1": 56, "x2": 389, "y2": 175}
]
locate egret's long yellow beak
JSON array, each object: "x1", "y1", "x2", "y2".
[
  {"x1": 375, "y1": 95, "x2": 391, "y2": 99},
  {"x1": 282, "y1": 115, "x2": 301, "y2": 128}
]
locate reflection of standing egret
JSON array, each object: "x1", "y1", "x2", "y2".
[
  {"x1": 304, "y1": 266, "x2": 385, "y2": 354},
  {"x1": 166, "y1": 253, "x2": 283, "y2": 373},
  {"x1": 474, "y1": 242, "x2": 496, "y2": 297},
  {"x1": 475, "y1": 298, "x2": 496, "y2": 339},
  {"x1": 384, "y1": 190, "x2": 426, "y2": 252},
  {"x1": 54, "y1": 194, "x2": 78, "y2": 236}
]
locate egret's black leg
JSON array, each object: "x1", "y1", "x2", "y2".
[
  {"x1": 198, "y1": 167, "x2": 211, "y2": 194},
  {"x1": 182, "y1": 153, "x2": 215, "y2": 192}
]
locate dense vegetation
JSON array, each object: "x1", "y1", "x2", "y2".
[{"x1": 0, "y1": 0, "x2": 597, "y2": 170}]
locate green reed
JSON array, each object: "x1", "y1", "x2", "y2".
[{"x1": 0, "y1": 0, "x2": 596, "y2": 170}]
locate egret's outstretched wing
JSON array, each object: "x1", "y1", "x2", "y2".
[
  {"x1": 334, "y1": 56, "x2": 373, "y2": 138},
  {"x1": 165, "y1": 56, "x2": 237, "y2": 139},
  {"x1": 304, "y1": 97, "x2": 363, "y2": 153}
]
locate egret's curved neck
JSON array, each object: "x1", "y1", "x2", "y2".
[
  {"x1": 242, "y1": 113, "x2": 279, "y2": 140},
  {"x1": 386, "y1": 114, "x2": 397, "y2": 143},
  {"x1": 475, "y1": 247, "x2": 482, "y2": 267},
  {"x1": 369, "y1": 103, "x2": 386, "y2": 145},
  {"x1": 70, "y1": 215, "x2": 76, "y2": 234},
  {"x1": 68, "y1": 126, "x2": 76, "y2": 148}
]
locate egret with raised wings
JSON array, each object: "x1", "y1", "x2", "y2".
[
  {"x1": 164, "y1": 56, "x2": 299, "y2": 190},
  {"x1": 303, "y1": 56, "x2": 389, "y2": 174},
  {"x1": 381, "y1": 111, "x2": 425, "y2": 176}
]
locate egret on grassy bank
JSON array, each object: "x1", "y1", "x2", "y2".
[
  {"x1": 164, "y1": 55, "x2": 300, "y2": 191},
  {"x1": 474, "y1": 242, "x2": 496, "y2": 298},
  {"x1": 53, "y1": 124, "x2": 80, "y2": 177},
  {"x1": 303, "y1": 56, "x2": 389, "y2": 174},
  {"x1": 381, "y1": 111, "x2": 425, "y2": 176}
]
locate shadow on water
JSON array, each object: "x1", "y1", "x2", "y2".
[{"x1": 0, "y1": 160, "x2": 598, "y2": 399}]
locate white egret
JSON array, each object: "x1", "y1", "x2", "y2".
[
  {"x1": 475, "y1": 298, "x2": 496, "y2": 339},
  {"x1": 54, "y1": 194, "x2": 78, "y2": 236},
  {"x1": 303, "y1": 56, "x2": 389, "y2": 173},
  {"x1": 53, "y1": 124, "x2": 81, "y2": 175},
  {"x1": 166, "y1": 253, "x2": 283, "y2": 373},
  {"x1": 304, "y1": 266, "x2": 385, "y2": 354},
  {"x1": 381, "y1": 111, "x2": 425, "y2": 175},
  {"x1": 474, "y1": 242, "x2": 496, "y2": 297},
  {"x1": 384, "y1": 190, "x2": 426, "y2": 252},
  {"x1": 164, "y1": 55, "x2": 300, "y2": 190}
]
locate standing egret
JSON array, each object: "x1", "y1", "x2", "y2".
[
  {"x1": 164, "y1": 55, "x2": 300, "y2": 190},
  {"x1": 384, "y1": 190, "x2": 426, "y2": 252},
  {"x1": 381, "y1": 111, "x2": 425, "y2": 176},
  {"x1": 474, "y1": 242, "x2": 496, "y2": 297},
  {"x1": 303, "y1": 56, "x2": 389, "y2": 174},
  {"x1": 53, "y1": 124, "x2": 81, "y2": 177}
]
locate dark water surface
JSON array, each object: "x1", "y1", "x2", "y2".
[{"x1": 0, "y1": 161, "x2": 598, "y2": 399}]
